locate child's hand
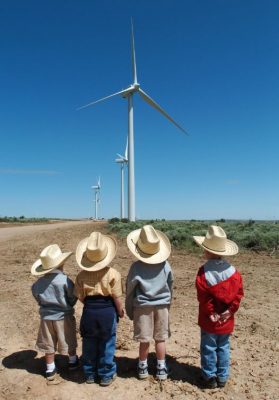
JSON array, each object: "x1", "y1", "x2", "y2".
[
  {"x1": 219, "y1": 310, "x2": 232, "y2": 322},
  {"x1": 118, "y1": 309, "x2": 125, "y2": 318},
  {"x1": 209, "y1": 313, "x2": 220, "y2": 323}
]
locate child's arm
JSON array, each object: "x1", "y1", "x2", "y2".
[
  {"x1": 112, "y1": 295, "x2": 124, "y2": 318},
  {"x1": 65, "y1": 278, "x2": 78, "y2": 306},
  {"x1": 74, "y1": 274, "x2": 85, "y2": 303},
  {"x1": 220, "y1": 272, "x2": 244, "y2": 322},
  {"x1": 196, "y1": 268, "x2": 216, "y2": 318},
  {"x1": 31, "y1": 283, "x2": 41, "y2": 305},
  {"x1": 167, "y1": 265, "x2": 174, "y2": 301},
  {"x1": 125, "y1": 265, "x2": 138, "y2": 320}
]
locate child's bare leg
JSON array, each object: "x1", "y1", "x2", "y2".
[
  {"x1": 139, "y1": 342, "x2": 150, "y2": 361},
  {"x1": 155, "y1": 341, "x2": 168, "y2": 380},
  {"x1": 45, "y1": 353, "x2": 56, "y2": 379},
  {"x1": 68, "y1": 349, "x2": 79, "y2": 369},
  {"x1": 155, "y1": 340, "x2": 166, "y2": 360},
  {"x1": 138, "y1": 342, "x2": 149, "y2": 379},
  {"x1": 45, "y1": 353, "x2": 55, "y2": 364}
]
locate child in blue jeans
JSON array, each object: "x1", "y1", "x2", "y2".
[
  {"x1": 194, "y1": 225, "x2": 244, "y2": 389},
  {"x1": 74, "y1": 232, "x2": 124, "y2": 386}
]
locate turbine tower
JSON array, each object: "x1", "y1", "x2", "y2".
[
  {"x1": 115, "y1": 139, "x2": 128, "y2": 219},
  {"x1": 79, "y1": 21, "x2": 187, "y2": 221},
  {"x1": 91, "y1": 177, "x2": 101, "y2": 220}
]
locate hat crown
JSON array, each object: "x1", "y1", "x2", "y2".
[
  {"x1": 40, "y1": 244, "x2": 62, "y2": 270},
  {"x1": 138, "y1": 225, "x2": 160, "y2": 255},
  {"x1": 86, "y1": 232, "x2": 108, "y2": 262},
  {"x1": 203, "y1": 226, "x2": 227, "y2": 252}
]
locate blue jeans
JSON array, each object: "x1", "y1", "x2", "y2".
[
  {"x1": 80, "y1": 296, "x2": 117, "y2": 380},
  {"x1": 200, "y1": 330, "x2": 230, "y2": 383}
]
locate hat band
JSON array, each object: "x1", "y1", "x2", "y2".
[{"x1": 203, "y1": 243, "x2": 226, "y2": 253}]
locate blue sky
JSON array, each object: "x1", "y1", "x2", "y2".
[{"x1": 0, "y1": 0, "x2": 278, "y2": 220}]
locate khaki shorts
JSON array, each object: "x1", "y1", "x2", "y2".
[
  {"x1": 36, "y1": 315, "x2": 77, "y2": 354},
  {"x1": 133, "y1": 305, "x2": 170, "y2": 342}
]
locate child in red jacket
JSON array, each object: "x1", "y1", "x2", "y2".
[{"x1": 193, "y1": 225, "x2": 244, "y2": 389}]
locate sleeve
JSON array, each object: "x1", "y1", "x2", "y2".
[
  {"x1": 74, "y1": 273, "x2": 85, "y2": 302},
  {"x1": 166, "y1": 264, "x2": 174, "y2": 300},
  {"x1": 195, "y1": 267, "x2": 215, "y2": 316},
  {"x1": 65, "y1": 277, "x2": 78, "y2": 306},
  {"x1": 228, "y1": 272, "x2": 244, "y2": 314},
  {"x1": 110, "y1": 269, "x2": 123, "y2": 298},
  {"x1": 125, "y1": 264, "x2": 138, "y2": 320},
  {"x1": 31, "y1": 282, "x2": 41, "y2": 305}
]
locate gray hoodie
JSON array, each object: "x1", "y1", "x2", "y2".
[
  {"x1": 125, "y1": 260, "x2": 173, "y2": 320},
  {"x1": 32, "y1": 270, "x2": 77, "y2": 320}
]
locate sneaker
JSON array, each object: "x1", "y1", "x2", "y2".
[
  {"x1": 137, "y1": 365, "x2": 149, "y2": 380},
  {"x1": 85, "y1": 375, "x2": 95, "y2": 384},
  {"x1": 46, "y1": 368, "x2": 57, "y2": 381},
  {"x1": 68, "y1": 356, "x2": 80, "y2": 371},
  {"x1": 156, "y1": 366, "x2": 169, "y2": 381},
  {"x1": 99, "y1": 373, "x2": 116, "y2": 387},
  {"x1": 200, "y1": 376, "x2": 217, "y2": 389}
]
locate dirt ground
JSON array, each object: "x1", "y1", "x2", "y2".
[{"x1": 0, "y1": 221, "x2": 278, "y2": 400}]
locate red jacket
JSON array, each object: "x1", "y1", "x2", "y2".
[{"x1": 196, "y1": 262, "x2": 244, "y2": 334}]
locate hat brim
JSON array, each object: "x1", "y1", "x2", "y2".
[
  {"x1": 31, "y1": 252, "x2": 73, "y2": 276},
  {"x1": 127, "y1": 228, "x2": 171, "y2": 264},
  {"x1": 193, "y1": 236, "x2": 238, "y2": 256},
  {"x1": 76, "y1": 235, "x2": 117, "y2": 271}
]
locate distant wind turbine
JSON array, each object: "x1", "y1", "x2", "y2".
[
  {"x1": 91, "y1": 177, "x2": 101, "y2": 220},
  {"x1": 115, "y1": 139, "x2": 128, "y2": 219},
  {"x1": 78, "y1": 21, "x2": 187, "y2": 221}
]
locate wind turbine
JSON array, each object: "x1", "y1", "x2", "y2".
[
  {"x1": 91, "y1": 177, "x2": 101, "y2": 220},
  {"x1": 78, "y1": 21, "x2": 187, "y2": 221},
  {"x1": 115, "y1": 139, "x2": 128, "y2": 219}
]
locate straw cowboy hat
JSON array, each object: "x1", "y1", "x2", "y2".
[
  {"x1": 76, "y1": 231, "x2": 117, "y2": 271},
  {"x1": 193, "y1": 225, "x2": 238, "y2": 256},
  {"x1": 127, "y1": 225, "x2": 171, "y2": 264},
  {"x1": 31, "y1": 244, "x2": 73, "y2": 276}
]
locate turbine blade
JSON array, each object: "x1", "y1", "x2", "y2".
[
  {"x1": 117, "y1": 153, "x2": 124, "y2": 159},
  {"x1": 77, "y1": 88, "x2": 131, "y2": 111},
  {"x1": 98, "y1": 176, "x2": 101, "y2": 188},
  {"x1": 131, "y1": 18, "x2": 138, "y2": 84},
  {"x1": 138, "y1": 88, "x2": 188, "y2": 135}
]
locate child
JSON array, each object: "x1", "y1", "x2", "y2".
[
  {"x1": 193, "y1": 225, "x2": 244, "y2": 389},
  {"x1": 31, "y1": 244, "x2": 78, "y2": 381},
  {"x1": 74, "y1": 231, "x2": 124, "y2": 386},
  {"x1": 125, "y1": 224, "x2": 173, "y2": 380}
]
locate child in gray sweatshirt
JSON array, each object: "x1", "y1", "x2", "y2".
[
  {"x1": 125, "y1": 225, "x2": 173, "y2": 381},
  {"x1": 31, "y1": 244, "x2": 78, "y2": 380}
]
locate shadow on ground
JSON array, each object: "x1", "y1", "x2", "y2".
[
  {"x1": 3, "y1": 350, "x2": 202, "y2": 387},
  {"x1": 116, "y1": 352, "x2": 201, "y2": 387},
  {"x1": 2, "y1": 350, "x2": 85, "y2": 383}
]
